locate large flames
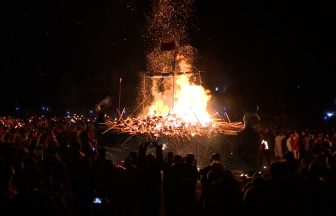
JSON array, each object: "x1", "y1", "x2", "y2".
[
  {"x1": 103, "y1": 57, "x2": 243, "y2": 138},
  {"x1": 147, "y1": 58, "x2": 211, "y2": 127}
]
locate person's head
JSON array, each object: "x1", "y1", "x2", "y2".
[
  {"x1": 146, "y1": 154, "x2": 155, "y2": 164},
  {"x1": 166, "y1": 151, "x2": 174, "y2": 161},
  {"x1": 210, "y1": 153, "x2": 221, "y2": 163},
  {"x1": 174, "y1": 155, "x2": 183, "y2": 164},
  {"x1": 186, "y1": 154, "x2": 195, "y2": 165},
  {"x1": 128, "y1": 151, "x2": 138, "y2": 162}
]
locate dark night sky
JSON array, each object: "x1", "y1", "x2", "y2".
[{"x1": 1, "y1": 0, "x2": 335, "y2": 117}]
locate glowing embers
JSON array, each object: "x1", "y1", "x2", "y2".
[
  {"x1": 104, "y1": 72, "x2": 244, "y2": 137},
  {"x1": 104, "y1": 115, "x2": 243, "y2": 138}
]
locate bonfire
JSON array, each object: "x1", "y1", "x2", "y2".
[{"x1": 103, "y1": 0, "x2": 243, "y2": 139}]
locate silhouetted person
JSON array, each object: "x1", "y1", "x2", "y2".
[
  {"x1": 164, "y1": 154, "x2": 183, "y2": 216},
  {"x1": 162, "y1": 151, "x2": 174, "y2": 216},
  {"x1": 236, "y1": 108, "x2": 261, "y2": 173},
  {"x1": 199, "y1": 153, "x2": 222, "y2": 206},
  {"x1": 181, "y1": 154, "x2": 199, "y2": 215},
  {"x1": 94, "y1": 95, "x2": 111, "y2": 147},
  {"x1": 138, "y1": 142, "x2": 163, "y2": 216},
  {"x1": 203, "y1": 169, "x2": 242, "y2": 216}
]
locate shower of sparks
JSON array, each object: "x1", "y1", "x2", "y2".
[
  {"x1": 144, "y1": 0, "x2": 193, "y2": 49},
  {"x1": 104, "y1": 0, "x2": 243, "y2": 138}
]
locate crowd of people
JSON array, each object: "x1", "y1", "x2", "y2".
[{"x1": 1, "y1": 115, "x2": 336, "y2": 215}]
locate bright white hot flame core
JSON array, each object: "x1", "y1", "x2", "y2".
[
  {"x1": 147, "y1": 57, "x2": 212, "y2": 127},
  {"x1": 173, "y1": 75, "x2": 211, "y2": 125}
]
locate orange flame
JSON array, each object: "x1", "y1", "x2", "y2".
[{"x1": 146, "y1": 57, "x2": 212, "y2": 127}]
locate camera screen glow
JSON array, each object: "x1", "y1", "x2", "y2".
[{"x1": 93, "y1": 197, "x2": 102, "y2": 204}]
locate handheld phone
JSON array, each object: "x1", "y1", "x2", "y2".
[{"x1": 92, "y1": 197, "x2": 102, "y2": 204}]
